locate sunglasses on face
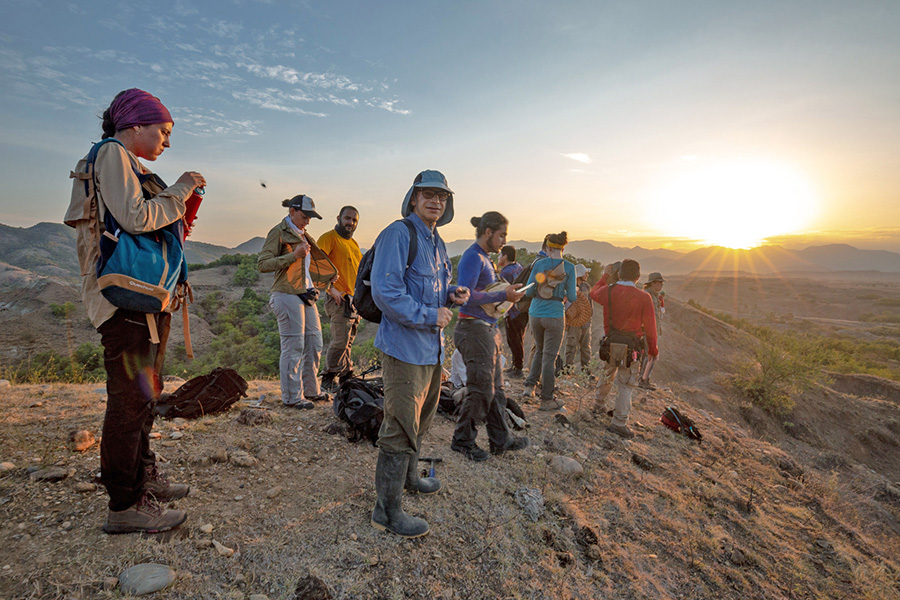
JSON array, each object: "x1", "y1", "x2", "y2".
[{"x1": 418, "y1": 189, "x2": 450, "y2": 202}]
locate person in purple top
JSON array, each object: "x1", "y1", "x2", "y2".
[
  {"x1": 498, "y1": 244, "x2": 526, "y2": 377},
  {"x1": 450, "y1": 212, "x2": 529, "y2": 461}
]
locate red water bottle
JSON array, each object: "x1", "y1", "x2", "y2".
[{"x1": 183, "y1": 187, "x2": 204, "y2": 239}]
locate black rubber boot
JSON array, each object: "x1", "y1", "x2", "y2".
[
  {"x1": 404, "y1": 451, "x2": 442, "y2": 495},
  {"x1": 371, "y1": 451, "x2": 430, "y2": 538}
]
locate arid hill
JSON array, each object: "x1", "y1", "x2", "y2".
[{"x1": 1, "y1": 276, "x2": 899, "y2": 599}]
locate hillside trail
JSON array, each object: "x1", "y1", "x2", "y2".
[{"x1": 1, "y1": 298, "x2": 899, "y2": 599}]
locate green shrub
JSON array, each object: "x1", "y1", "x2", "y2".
[
  {"x1": 232, "y1": 255, "x2": 260, "y2": 286},
  {"x1": 49, "y1": 302, "x2": 77, "y2": 319}
]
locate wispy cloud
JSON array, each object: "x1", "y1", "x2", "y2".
[
  {"x1": 562, "y1": 152, "x2": 592, "y2": 164},
  {"x1": 239, "y1": 61, "x2": 369, "y2": 92},
  {"x1": 365, "y1": 98, "x2": 410, "y2": 115},
  {"x1": 175, "y1": 108, "x2": 261, "y2": 137},
  {"x1": 232, "y1": 88, "x2": 328, "y2": 117}
]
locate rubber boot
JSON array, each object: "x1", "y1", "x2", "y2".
[
  {"x1": 371, "y1": 451, "x2": 430, "y2": 538},
  {"x1": 404, "y1": 450, "x2": 442, "y2": 495}
]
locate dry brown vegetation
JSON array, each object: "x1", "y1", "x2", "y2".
[{"x1": 2, "y1": 275, "x2": 900, "y2": 599}]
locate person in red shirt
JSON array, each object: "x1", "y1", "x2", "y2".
[{"x1": 589, "y1": 259, "x2": 658, "y2": 439}]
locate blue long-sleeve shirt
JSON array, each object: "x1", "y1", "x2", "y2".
[
  {"x1": 525, "y1": 257, "x2": 578, "y2": 318},
  {"x1": 457, "y1": 243, "x2": 508, "y2": 325},
  {"x1": 372, "y1": 214, "x2": 457, "y2": 365}
]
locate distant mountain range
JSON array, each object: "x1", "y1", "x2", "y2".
[{"x1": 1, "y1": 222, "x2": 899, "y2": 288}]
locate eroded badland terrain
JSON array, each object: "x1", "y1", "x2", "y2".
[{"x1": 1, "y1": 270, "x2": 899, "y2": 599}]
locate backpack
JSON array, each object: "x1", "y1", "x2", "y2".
[
  {"x1": 154, "y1": 367, "x2": 249, "y2": 419},
  {"x1": 512, "y1": 257, "x2": 539, "y2": 313},
  {"x1": 660, "y1": 406, "x2": 703, "y2": 443},
  {"x1": 353, "y1": 219, "x2": 417, "y2": 323},
  {"x1": 68, "y1": 138, "x2": 193, "y2": 350},
  {"x1": 332, "y1": 376, "x2": 385, "y2": 445},
  {"x1": 597, "y1": 284, "x2": 644, "y2": 367}
]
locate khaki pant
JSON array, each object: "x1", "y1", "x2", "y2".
[
  {"x1": 596, "y1": 360, "x2": 639, "y2": 426},
  {"x1": 323, "y1": 296, "x2": 359, "y2": 376},
  {"x1": 377, "y1": 354, "x2": 442, "y2": 455},
  {"x1": 564, "y1": 323, "x2": 591, "y2": 370}
]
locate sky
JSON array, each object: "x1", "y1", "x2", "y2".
[{"x1": 1, "y1": 0, "x2": 899, "y2": 252}]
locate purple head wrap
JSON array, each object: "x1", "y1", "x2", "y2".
[{"x1": 109, "y1": 88, "x2": 173, "y2": 131}]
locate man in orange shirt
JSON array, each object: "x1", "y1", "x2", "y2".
[
  {"x1": 317, "y1": 206, "x2": 362, "y2": 392},
  {"x1": 590, "y1": 259, "x2": 658, "y2": 439}
]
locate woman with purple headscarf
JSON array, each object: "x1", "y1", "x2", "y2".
[{"x1": 64, "y1": 88, "x2": 205, "y2": 534}]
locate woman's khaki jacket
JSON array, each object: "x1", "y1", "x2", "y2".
[{"x1": 257, "y1": 219, "x2": 338, "y2": 294}]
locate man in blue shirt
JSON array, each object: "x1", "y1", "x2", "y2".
[
  {"x1": 451, "y1": 214, "x2": 528, "y2": 461},
  {"x1": 370, "y1": 170, "x2": 469, "y2": 538}
]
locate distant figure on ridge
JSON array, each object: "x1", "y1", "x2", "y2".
[
  {"x1": 522, "y1": 231, "x2": 577, "y2": 412},
  {"x1": 498, "y1": 244, "x2": 527, "y2": 378},
  {"x1": 369, "y1": 170, "x2": 469, "y2": 538},
  {"x1": 317, "y1": 206, "x2": 362, "y2": 393},
  {"x1": 64, "y1": 88, "x2": 204, "y2": 534},
  {"x1": 563, "y1": 263, "x2": 593, "y2": 373},
  {"x1": 590, "y1": 259, "x2": 658, "y2": 439},
  {"x1": 639, "y1": 272, "x2": 666, "y2": 390},
  {"x1": 258, "y1": 195, "x2": 337, "y2": 409},
  {"x1": 450, "y1": 212, "x2": 528, "y2": 461}
]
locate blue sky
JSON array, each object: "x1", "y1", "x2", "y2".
[{"x1": 2, "y1": 0, "x2": 899, "y2": 250}]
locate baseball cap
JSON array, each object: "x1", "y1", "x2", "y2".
[{"x1": 287, "y1": 195, "x2": 322, "y2": 219}]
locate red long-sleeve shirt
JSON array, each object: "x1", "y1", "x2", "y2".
[{"x1": 590, "y1": 273, "x2": 659, "y2": 357}]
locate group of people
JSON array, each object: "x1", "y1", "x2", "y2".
[{"x1": 66, "y1": 88, "x2": 666, "y2": 540}]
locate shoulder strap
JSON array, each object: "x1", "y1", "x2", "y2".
[{"x1": 401, "y1": 218, "x2": 417, "y2": 269}]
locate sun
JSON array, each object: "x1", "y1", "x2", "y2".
[{"x1": 649, "y1": 160, "x2": 818, "y2": 249}]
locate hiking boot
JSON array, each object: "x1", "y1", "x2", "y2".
[
  {"x1": 490, "y1": 436, "x2": 529, "y2": 455},
  {"x1": 144, "y1": 464, "x2": 189, "y2": 502},
  {"x1": 450, "y1": 442, "x2": 490, "y2": 462},
  {"x1": 638, "y1": 379, "x2": 657, "y2": 390},
  {"x1": 606, "y1": 423, "x2": 635, "y2": 439},
  {"x1": 539, "y1": 399, "x2": 566, "y2": 412},
  {"x1": 371, "y1": 451, "x2": 430, "y2": 538},
  {"x1": 404, "y1": 451, "x2": 442, "y2": 495},
  {"x1": 286, "y1": 400, "x2": 315, "y2": 409},
  {"x1": 505, "y1": 367, "x2": 524, "y2": 379},
  {"x1": 522, "y1": 385, "x2": 535, "y2": 399},
  {"x1": 305, "y1": 393, "x2": 332, "y2": 404},
  {"x1": 320, "y1": 374, "x2": 338, "y2": 394},
  {"x1": 103, "y1": 493, "x2": 187, "y2": 535}
]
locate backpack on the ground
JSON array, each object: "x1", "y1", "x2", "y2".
[
  {"x1": 660, "y1": 406, "x2": 703, "y2": 443},
  {"x1": 67, "y1": 138, "x2": 193, "y2": 351},
  {"x1": 353, "y1": 219, "x2": 418, "y2": 323},
  {"x1": 154, "y1": 367, "x2": 249, "y2": 419},
  {"x1": 333, "y1": 376, "x2": 385, "y2": 445}
]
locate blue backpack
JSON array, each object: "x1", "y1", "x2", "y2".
[
  {"x1": 76, "y1": 139, "x2": 188, "y2": 314},
  {"x1": 72, "y1": 139, "x2": 192, "y2": 351}
]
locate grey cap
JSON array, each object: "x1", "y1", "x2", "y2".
[
  {"x1": 287, "y1": 194, "x2": 322, "y2": 219},
  {"x1": 401, "y1": 170, "x2": 455, "y2": 227}
]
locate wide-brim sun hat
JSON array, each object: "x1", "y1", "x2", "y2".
[
  {"x1": 401, "y1": 169, "x2": 454, "y2": 227},
  {"x1": 574, "y1": 263, "x2": 588, "y2": 278},
  {"x1": 647, "y1": 272, "x2": 665, "y2": 283}
]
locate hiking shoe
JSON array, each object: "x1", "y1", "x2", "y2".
[
  {"x1": 539, "y1": 399, "x2": 566, "y2": 412},
  {"x1": 450, "y1": 442, "x2": 490, "y2": 462},
  {"x1": 305, "y1": 393, "x2": 332, "y2": 403},
  {"x1": 144, "y1": 464, "x2": 189, "y2": 502},
  {"x1": 320, "y1": 375, "x2": 338, "y2": 394},
  {"x1": 522, "y1": 385, "x2": 535, "y2": 399},
  {"x1": 638, "y1": 379, "x2": 657, "y2": 390},
  {"x1": 490, "y1": 436, "x2": 529, "y2": 455},
  {"x1": 286, "y1": 400, "x2": 315, "y2": 410},
  {"x1": 606, "y1": 423, "x2": 635, "y2": 440},
  {"x1": 103, "y1": 493, "x2": 187, "y2": 534},
  {"x1": 505, "y1": 367, "x2": 524, "y2": 379}
]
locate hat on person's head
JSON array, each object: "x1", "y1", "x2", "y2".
[
  {"x1": 647, "y1": 272, "x2": 665, "y2": 283},
  {"x1": 287, "y1": 195, "x2": 322, "y2": 219},
  {"x1": 401, "y1": 169, "x2": 455, "y2": 227},
  {"x1": 574, "y1": 263, "x2": 588, "y2": 278}
]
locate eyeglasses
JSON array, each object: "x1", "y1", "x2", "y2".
[{"x1": 418, "y1": 189, "x2": 449, "y2": 202}]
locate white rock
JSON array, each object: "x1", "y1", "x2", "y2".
[
  {"x1": 212, "y1": 540, "x2": 235, "y2": 557},
  {"x1": 169, "y1": 431, "x2": 184, "y2": 440},
  {"x1": 549, "y1": 455, "x2": 584, "y2": 476},
  {"x1": 199, "y1": 523, "x2": 214, "y2": 534},
  {"x1": 0, "y1": 462, "x2": 15, "y2": 472},
  {"x1": 0, "y1": 380, "x2": 11, "y2": 388},
  {"x1": 118, "y1": 563, "x2": 176, "y2": 596}
]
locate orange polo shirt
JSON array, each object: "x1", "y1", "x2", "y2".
[{"x1": 317, "y1": 229, "x2": 361, "y2": 296}]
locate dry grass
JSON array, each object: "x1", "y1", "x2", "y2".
[{"x1": 1, "y1": 369, "x2": 899, "y2": 600}]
